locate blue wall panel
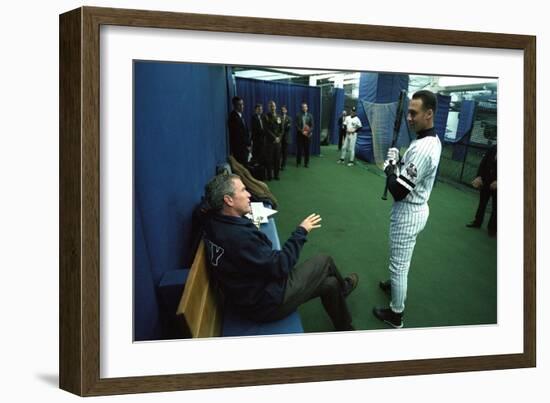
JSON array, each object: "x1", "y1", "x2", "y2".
[
  {"x1": 329, "y1": 88, "x2": 345, "y2": 145},
  {"x1": 435, "y1": 94, "x2": 451, "y2": 142},
  {"x1": 452, "y1": 100, "x2": 477, "y2": 161},
  {"x1": 134, "y1": 61, "x2": 229, "y2": 340},
  {"x1": 134, "y1": 201, "x2": 162, "y2": 341},
  {"x1": 236, "y1": 77, "x2": 322, "y2": 155}
]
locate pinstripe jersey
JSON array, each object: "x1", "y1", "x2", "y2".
[{"x1": 396, "y1": 134, "x2": 442, "y2": 205}]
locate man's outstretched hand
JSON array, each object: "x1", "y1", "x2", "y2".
[{"x1": 299, "y1": 213, "x2": 322, "y2": 233}]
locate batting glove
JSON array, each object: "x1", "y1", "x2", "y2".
[
  {"x1": 387, "y1": 147, "x2": 400, "y2": 162},
  {"x1": 383, "y1": 159, "x2": 399, "y2": 176}
]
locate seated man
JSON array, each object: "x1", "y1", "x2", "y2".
[{"x1": 203, "y1": 173, "x2": 358, "y2": 331}]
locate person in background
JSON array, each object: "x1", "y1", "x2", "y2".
[
  {"x1": 263, "y1": 100, "x2": 283, "y2": 181},
  {"x1": 250, "y1": 103, "x2": 266, "y2": 174},
  {"x1": 295, "y1": 102, "x2": 314, "y2": 168},
  {"x1": 338, "y1": 106, "x2": 362, "y2": 166},
  {"x1": 227, "y1": 96, "x2": 251, "y2": 165},
  {"x1": 337, "y1": 110, "x2": 347, "y2": 151},
  {"x1": 466, "y1": 144, "x2": 497, "y2": 237},
  {"x1": 280, "y1": 105, "x2": 292, "y2": 170}
]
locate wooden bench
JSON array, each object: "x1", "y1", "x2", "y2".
[{"x1": 176, "y1": 240, "x2": 222, "y2": 338}]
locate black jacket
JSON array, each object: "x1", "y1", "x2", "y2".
[
  {"x1": 477, "y1": 145, "x2": 497, "y2": 187},
  {"x1": 281, "y1": 114, "x2": 292, "y2": 144},
  {"x1": 251, "y1": 114, "x2": 265, "y2": 143},
  {"x1": 228, "y1": 110, "x2": 250, "y2": 162},
  {"x1": 250, "y1": 114, "x2": 266, "y2": 161},
  {"x1": 338, "y1": 116, "x2": 347, "y2": 134},
  {"x1": 264, "y1": 112, "x2": 283, "y2": 144},
  {"x1": 203, "y1": 213, "x2": 308, "y2": 321}
]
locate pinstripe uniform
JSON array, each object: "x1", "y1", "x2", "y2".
[
  {"x1": 340, "y1": 114, "x2": 362, "y2": 164},
  {"x1": 389, "y1": 133, "x2": 441, "y2": 313}
]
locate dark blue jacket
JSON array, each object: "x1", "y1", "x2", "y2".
[{"x1": 203, "y1": 213, "x2": 307, "y2": 321}]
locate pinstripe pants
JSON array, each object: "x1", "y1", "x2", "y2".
[
  {"x1": 340, "y1": 133, "x2": 357, "y2": 162},
  {"x1": 389, "y1": 202, "x2": 429, "y2": 313}
]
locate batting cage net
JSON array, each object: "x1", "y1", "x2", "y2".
[
  {"x1": 438, "y1": 108, "x2": 497, "y2": 186},
  {"x1": 439, "y1": 140, "x2": 496, "y2": 186},
  {"x1": 361, "y1": 99, "x2": 411, "y2": 169}
]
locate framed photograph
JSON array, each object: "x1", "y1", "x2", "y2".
[{"x1": 59, "y1": 6, "x2": 536, "y2": 396}]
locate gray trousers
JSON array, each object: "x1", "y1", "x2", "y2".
[{"x1": 264, "y1": 254, "x2": 353, "y2": 331}]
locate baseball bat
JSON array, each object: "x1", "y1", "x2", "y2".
[{"x1": 382, "y1": 89, "x2": 408, "y2": 200}]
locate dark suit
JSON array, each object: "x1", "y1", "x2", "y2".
[
  {"x1": 264, "y1": 112, "x2": 283, "y2": 180},
  {"x1": 473, "y1": 145, "x2": 497, "y2": 234},
  {"x1": 251, "y1": 113, "x2": 266, "y2": 165},
  {"x1": 337, "y1": 115, "x2": 346, "y2": 150},
  {"x1": 280, "y1": 114, "x2": 292, "y2": 169},
  {"x1": 295, "y1": 112, "x2": 314, "y2": 167},
  {"x1": 228, "y1": 110, "x2": 250, "y2": 165}
]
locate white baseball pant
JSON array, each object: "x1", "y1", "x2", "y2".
[
  {"x1": 340, "y1": 133, "x2": 357, "y2": 162},
  {"x1": 388, "y1": 202, "x2": 429, "y2": 313}
]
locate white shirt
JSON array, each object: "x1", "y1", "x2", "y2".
[{"x1": 344, "y1": 115, "x2": 362, "y2": 134}]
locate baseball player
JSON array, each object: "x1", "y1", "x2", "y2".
[
  {"x1": 373, "y1": 90, "x2": 442, "y2": 328},
  {"x1": 338, "y1": 106, "x2": 362, "y2": 166}
]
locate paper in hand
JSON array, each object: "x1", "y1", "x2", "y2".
[{"x1": 245, "y1": 202, "x2": 278, "y2": 224}]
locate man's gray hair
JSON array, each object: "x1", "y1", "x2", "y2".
[{"x1": 205, "y1": 173, "x2": 240, "y2": 211}]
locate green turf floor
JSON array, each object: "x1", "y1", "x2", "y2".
[{"x1": 266, "y1": 145, "x2": 497, "y2": 332}]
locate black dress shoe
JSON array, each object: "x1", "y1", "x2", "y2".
[
  {"x1": 274, "y1": 177, "x2": 280, "y2": 180},
  {"x1": 304, "y1": 164, "x2": 309, "y2": 168},
  {"x1": 373, "y1": 307, "x2": 403, "y2": 329},
  {"x1": 343, "y1": 273, "x2": 359, "y2": 297},
  {"x1": 466, "y1": 221, "x2": 481, "y2": 228}
]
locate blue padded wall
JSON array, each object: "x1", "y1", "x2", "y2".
[
  {"x1": 435, "y1": 94, "x2": 451, "y2": 142},
  {"x1": 455, "y1": 100, "x2": 477, "y2": 142},
  {"x1": 235, "y1": 77, "x2": 322, "y2": 156},
  {"x1": 357, "y1": 73, "x2": 378, "y2": 103},
  {"x1": 452, "y1": 100, "x2": 477, "y2": 161},
  {"x1": 134, "y1": 61, "x2": 229, "y2": 340},
  {"x1": 134, "y1": 202, "x2": 162, "y2": 341},
  {"x1": 329, "y1": 88, "x2": 345, "y2": 145}
]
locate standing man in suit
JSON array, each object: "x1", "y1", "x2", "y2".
[
  {"x1": 280, "y1": 105, "x2": 292, "y2": 170},
  {"x1": 228, "y1": 96, "x2": 251, "y2": 166},
  {"x1": 250, "y1": 103, "x2": 266, "y2": 167},
  {"x1": 337, "y1": 110, "x2": 347, "y2": 151},
  {"x1": 295, "y1": 102, "x2": 314, "y2": 168},
  {"x1": 264, "y1": 100, "x2": 283, "y2": 181},
  {"x1": 466, "y1": 144, "x2": 497, "y2": 237}
]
